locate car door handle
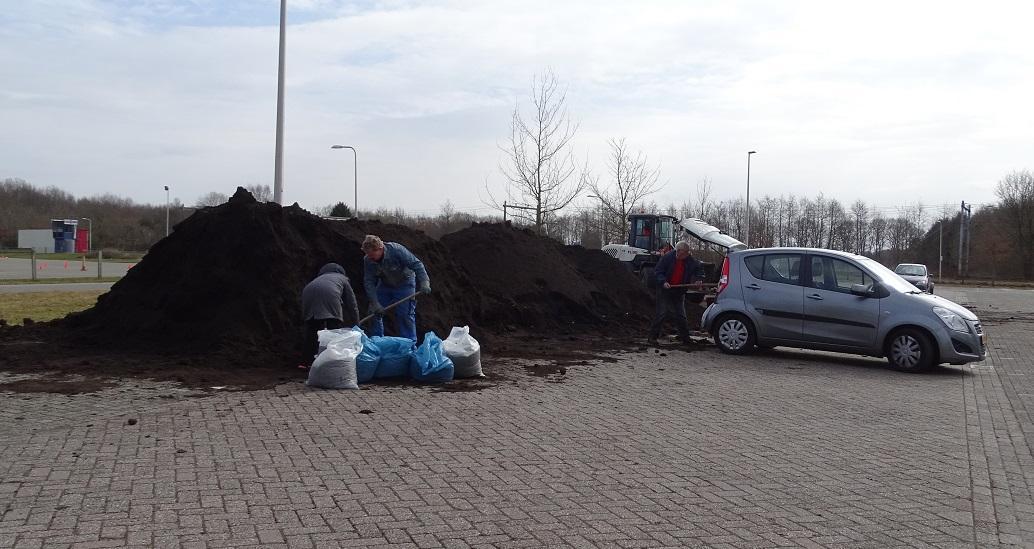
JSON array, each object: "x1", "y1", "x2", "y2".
[
  {"x1": 807, "y1": 294, "x2": 823, "y2": 300},
  {"x1": 746, "y1": 283, "x2": 761, "y2": 290}
]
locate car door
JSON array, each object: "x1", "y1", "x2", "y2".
[
  {"x1": 802, "y1": 255, "x2": 880, "y2": 348},
  {"x1": 741, "y1": 252, "x2": 804, "y2": 341}
]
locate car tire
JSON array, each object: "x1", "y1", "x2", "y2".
[
  {"x1": 886, "y1": 328, "x2": 936, "y2": 372},
  {"x1": 713, "y1": 314, "x2": 756, "y2": 355}
]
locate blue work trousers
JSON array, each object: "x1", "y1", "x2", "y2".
[{"x1": 371, "y1": 284, "x2": 417, "y2": 341}]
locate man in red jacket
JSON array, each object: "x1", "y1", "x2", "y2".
[{"x1": 649, "y1": 241, "x2": 703, "y2": 345}]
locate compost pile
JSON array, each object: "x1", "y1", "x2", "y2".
[
  {"x1": 2, "y1": 188, "x2": 655, "y2": 372},
  {"x1": 441, "y1": 223, "x2": 652, "y2": 332}
]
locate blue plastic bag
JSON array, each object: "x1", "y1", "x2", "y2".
[
  {"x1": 352, "y1": 327, "x2": 381, "y2": 383},
  {"x1": 409, "y1": 332, "x2": 455, "y2": 383},
  {"x1": 370, "y1": 336, "x2": 416, "y2": 378}
]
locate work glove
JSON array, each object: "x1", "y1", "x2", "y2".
[
  {"x1": 419, "y1": 280, "x2": 432, "y2": 295},
  {"x1": 369, "y1": 302, "x2": 384, "y2": 316}
]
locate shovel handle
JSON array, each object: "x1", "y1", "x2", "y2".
[{"x1": 357, "y1": 291, "x2": 421, "y2": 326}]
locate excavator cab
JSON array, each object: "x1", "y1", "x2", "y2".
[{"x1": 627, "y1": 214, "x2": 677, "y2": 253}]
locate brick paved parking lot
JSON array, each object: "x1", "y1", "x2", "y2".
[{"x1": 2, "y1": 286, "x2": 1033, "y2": 548}]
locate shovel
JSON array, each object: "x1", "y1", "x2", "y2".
[{"x1": 357, "y1": 291, "x2": 421, "y2": 326}]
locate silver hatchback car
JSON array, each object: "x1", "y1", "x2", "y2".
[{"x1": 701, "y1": 248, "x2": 986, "y2": 372}]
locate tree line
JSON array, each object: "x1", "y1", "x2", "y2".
[
  {"x1": 3, "y1": 173, "x2": 1032, "y2": 280},
  {"x1": 0, "y1": 180, "x2": 345, "y2": 252}
]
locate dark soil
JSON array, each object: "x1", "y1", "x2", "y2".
[{"x1": 0, "y1": 188, "x2": 693, "y2": 394}]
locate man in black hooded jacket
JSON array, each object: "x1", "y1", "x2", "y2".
[{"x1": 301, "y1": 263, "x2": 360, "y2": 362}]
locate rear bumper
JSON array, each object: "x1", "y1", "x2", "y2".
[{"x1": 701, "y1": 303, "x2": 720, "y2": 333}]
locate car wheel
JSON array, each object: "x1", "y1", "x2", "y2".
[
  {"x1": 713, "y1": 314, "x2": 756, "y2": 355},
  {"x1": 886, "y1": 328, "x2": 935, "y2": 372}
]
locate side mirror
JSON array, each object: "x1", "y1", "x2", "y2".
[{"x1": 850, "y1": 284, "x2": 874, "y2": 298}]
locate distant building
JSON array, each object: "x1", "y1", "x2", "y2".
[{"x1": 16, "y1": 220, "x2": 90, "y2": 253}]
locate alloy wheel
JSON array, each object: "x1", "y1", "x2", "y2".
[
  {"x1": 891, "y1": 334, "x2": 921, "y2": 369},
  {"x1": 718, "y1": 319, "x2": 749, "y2": 351}
]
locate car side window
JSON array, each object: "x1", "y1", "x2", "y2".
[
  {"x1": 811, "y1": 256, "x2": 827, "y2": 289},
  {"x1": 812, "y1": 256, "x2": 873, "y2": 293},
  {"x1": 758, "y1": 254, "x2": 802, "y2": 286},
  {"x1": 744, "y1": 255, "x2": 764, "y2": 279}
]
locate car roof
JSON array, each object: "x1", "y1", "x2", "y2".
[
  {"x1": 895, "y1": 263, "x2": 926, "y2": 267},
  {"x1": 733, "y1": 247, "x2": 870, "y2": 260}
]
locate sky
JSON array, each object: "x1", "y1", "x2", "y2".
[{"x1": 2, "y1": 0, "x2": 1031, "y2": 218}]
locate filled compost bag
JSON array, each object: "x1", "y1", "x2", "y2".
[
  {"x1": 307, "y1": 330, "x2": 362, "y2": 390},
  {"x1": 409, "y1": 332, "x2": 454, "y2": 383},
  {"x1": 351, "y1": 326, "x2": 381, "y2": 384},
  {"x1": 370, "y1": 336, "x2": 416, "y2": 378},
  {"x1": 443, "y1": 326, "x2": 483, "y2": 378},
  {"x1": 317, "y1": 327, "x2": 353, "y2": 355}
]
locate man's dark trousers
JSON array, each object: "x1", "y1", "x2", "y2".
[
  {"x1": 649, "y1": 288, "x2": 690, "y2": 342},
  {"x1": 304, "y1": 318, "x2": 346, "y2": 363}
]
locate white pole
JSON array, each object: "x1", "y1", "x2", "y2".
[
  {"x1": 745, "y1": 151, "x2": 756, "y2": 247},
  {"x1": 273, "y1": 0, "x2": 287, "y2": 204},
  {"x1": 352, "y1": 147, "x2": 357, "y2": 215}
]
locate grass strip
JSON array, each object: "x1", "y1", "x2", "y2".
[{"x1": 0, "y1": 290, "x2": 104, "y2": 325}]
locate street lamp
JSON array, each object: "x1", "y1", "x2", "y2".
[
  {"x1": 81, "y1": 218, "x2": 92, "y2": 251},
  {"x1": 745, "y1": 150, "x2": 757, "y2": 248},
  {"x1": 164, "y1": 185, "x2": 170, "y2": 236},
  {"x1": 331, "y1": 145, "x2": 358, "y2": 216}
]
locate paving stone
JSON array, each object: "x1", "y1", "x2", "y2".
[{"x1": 2, "y1": 286, "x2": 1034, "y2": 547}]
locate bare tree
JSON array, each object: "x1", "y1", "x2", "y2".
[
  {"x1": 695, "y1": 177, "x2": 713, "y2": 220},
  {"x1": 588, "y1": 137, "x2": 663, "y2": 233},
  {"x1": 996, "y1": 169, "x2": 1034, "y2": 278},
  {"x1": 245, "y1": 184, "x2": 273, "y2": 202},
  {"x1": 196, "y1": 192, "x2": 229, "y2": 207},
  {"x1": 490, "y1": 70, "x2": 590, "y2": 234}
]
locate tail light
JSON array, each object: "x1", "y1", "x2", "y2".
[{"x1": 716, "y1": 256, "x2": 730, "y2": 295}]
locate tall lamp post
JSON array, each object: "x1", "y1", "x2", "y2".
[
  {"x1": 273, "y1": 0, "x2": 287, "y2": 204},
  {"x1": 164, "y1": 185, "x2": 170, "y2": 236},
  {"x1": 81, "y1": 218, "x2": 92, "y2": 251},
  {"x1": 745, "y1": 150, "x2": 757, "y2": 248},
  {"x1": 330, "y1": 145, "x2": 358, "y2": 216}
]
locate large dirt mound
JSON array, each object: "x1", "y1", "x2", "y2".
[
  {"x1": 7, "y1": 189, "x2": 656, "y2": 370},
  {"x1": 440, "y1": 223, "x2": 653, "y2": 333},
  {"x1": 62, "y1": 188, "x2": 480, "y2": 361}
]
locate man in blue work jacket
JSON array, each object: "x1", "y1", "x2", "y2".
[{"x1": 361, "y1": 234, "x2": 431, "y2": 341}]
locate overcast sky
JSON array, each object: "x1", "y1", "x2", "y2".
[{"x1": 2, "y1": 0, "x2": 1031, "y2": 217}]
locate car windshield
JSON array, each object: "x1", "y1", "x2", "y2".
[
  {"x1": 894, "y1": 264, "x2": 927, "y2": 276},
  {"x1": 859, "y1": 258, "x2": 922, "y2": 293}
]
